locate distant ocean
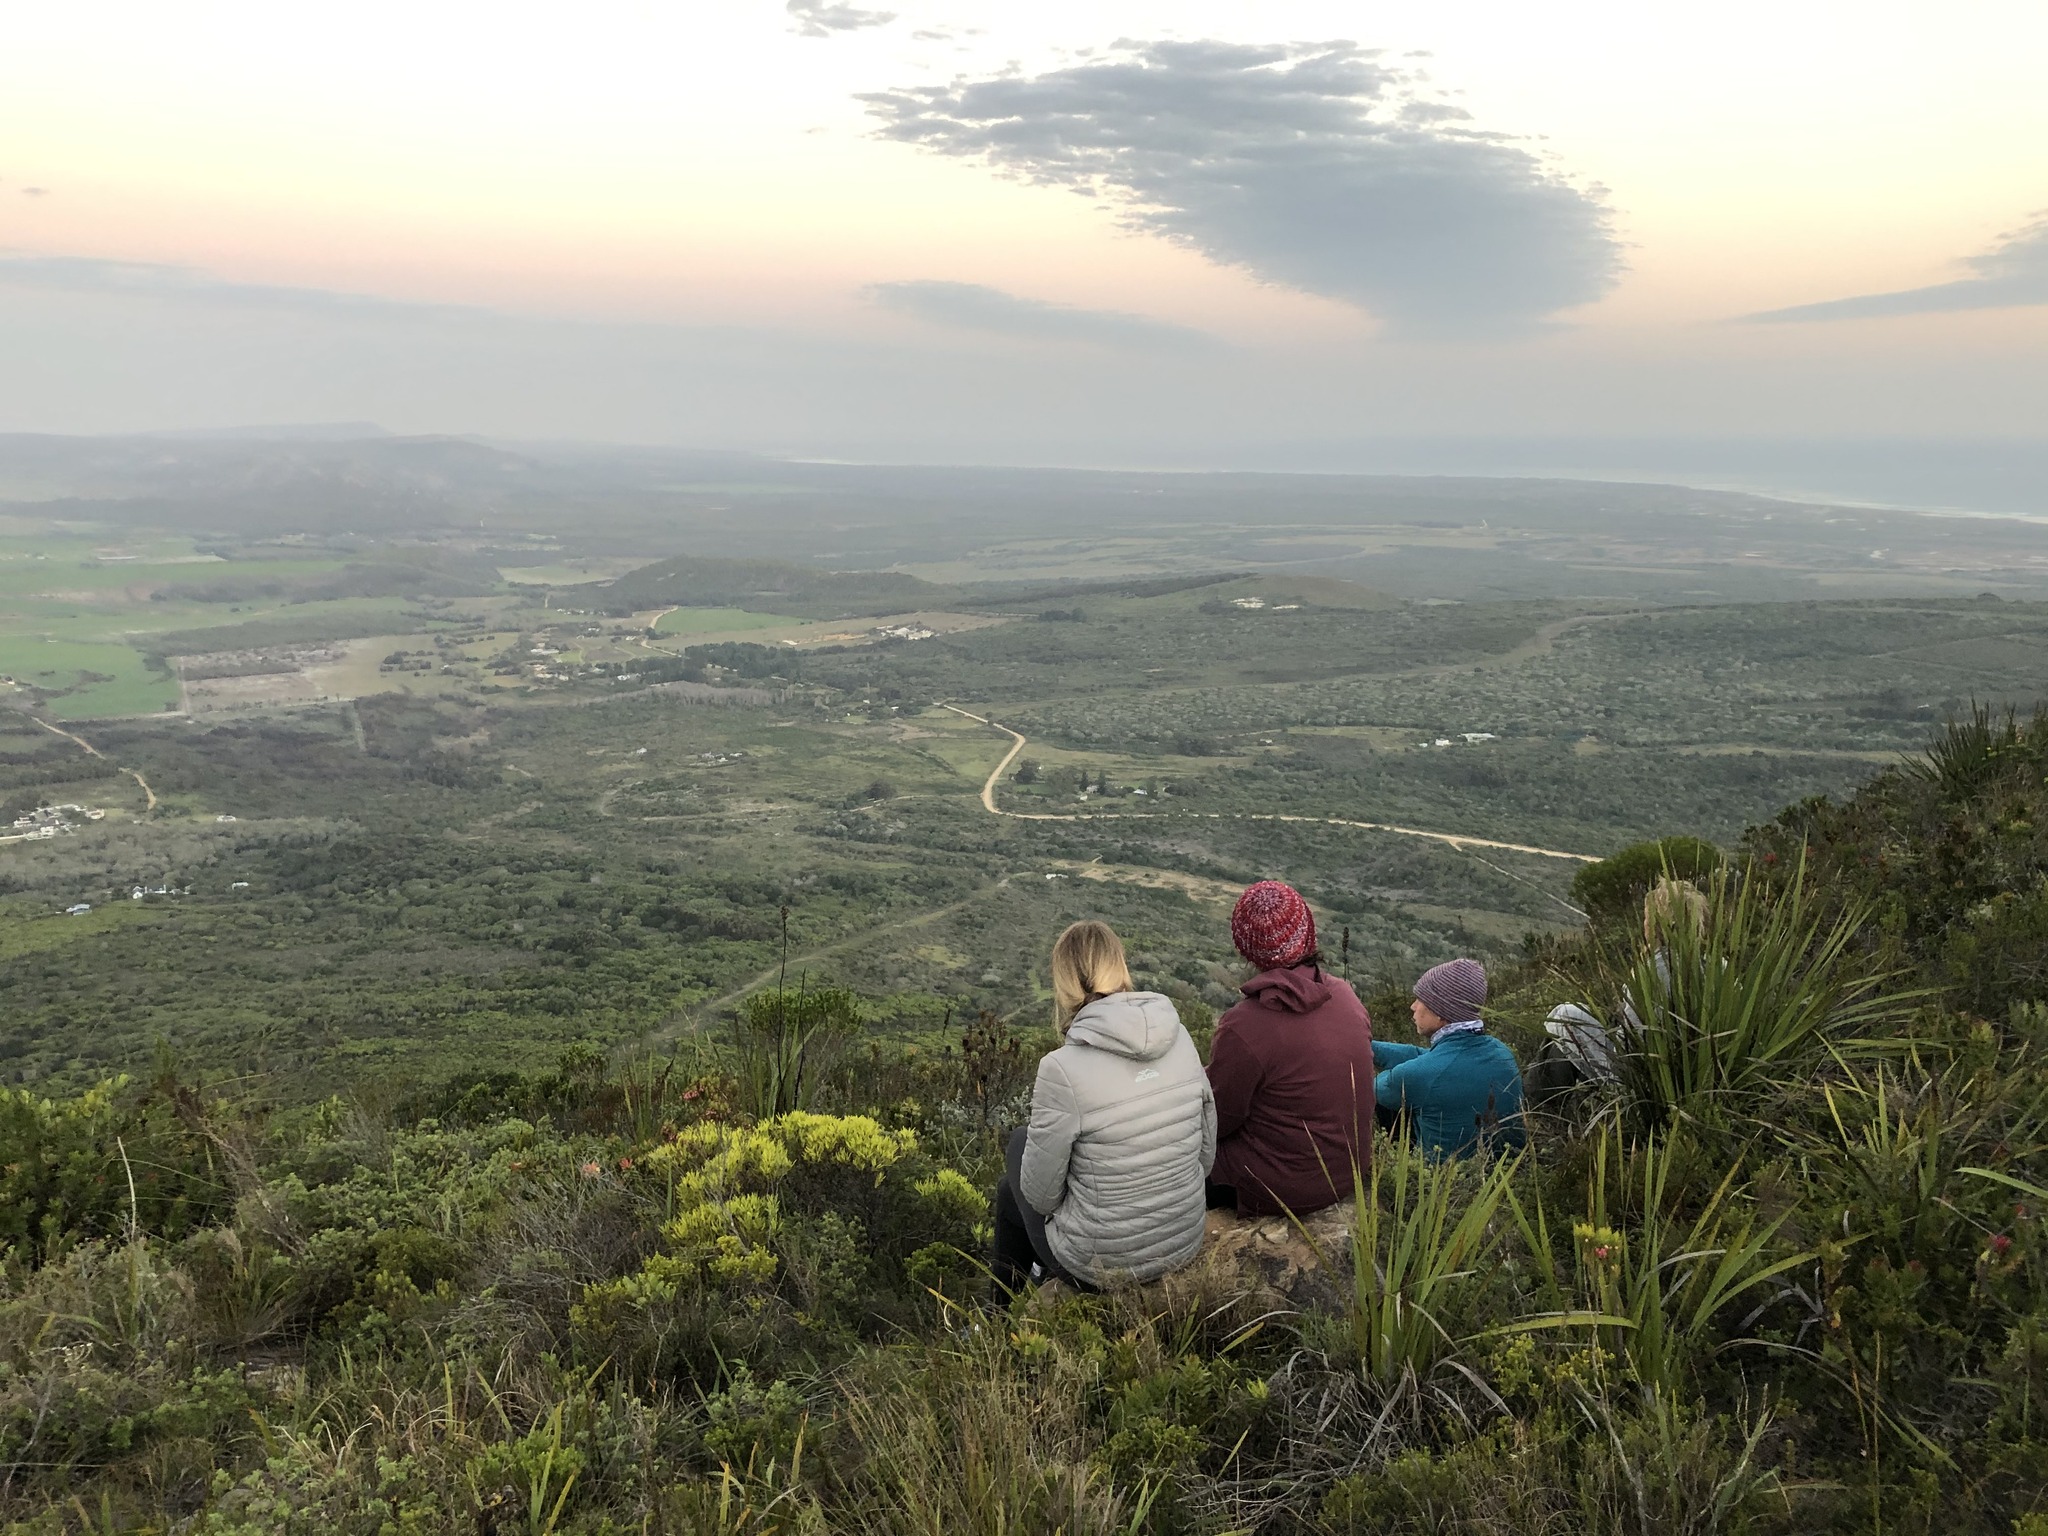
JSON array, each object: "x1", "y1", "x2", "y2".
[{"x1": 1197, "y1": 437, "x2": 2048, "y2": 521}]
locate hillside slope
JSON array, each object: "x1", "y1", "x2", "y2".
[{"x1": 1, "y1": 717, "x2": 2045, "y2": 1532}]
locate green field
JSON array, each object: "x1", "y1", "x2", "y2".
[
  {"x1": 652, "y1": 605, "x2": 791, "y2": 636},
  {"x1": 0, "y1": 636, "x2": 179, "y2": 717}
]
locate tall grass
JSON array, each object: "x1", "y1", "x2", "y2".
[
  {"x1": 1345, "y1": 1140, "x2": 1520, "y2": 1395},
  {"x1": 1509, "y1": 1130, "x2": 1808, "y2": 1399},
  {"x1": 828, "y1": 1332, "x2": 1148, "y2": 1536}
]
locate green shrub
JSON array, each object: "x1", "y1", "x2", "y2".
[
  {"x1": 0, "y1": 1078, "x2": 229, "y2": 1259},
  {"x1": 0, "y1": 1239, "x2": 266, "y2": 1512},
  {"x1": 1752, "y1": 705, "x2": 2048, "y2": 1016},
  {"x1": 1321, "y1": 1396, "x2": 1782, "y2": 1535},
  {"x1": 571, "y1": 1112, "x2": 987, "y2": 1374},
  {"x1": 1571, "y1": 837, "x2": 1723, "y2": 924}
]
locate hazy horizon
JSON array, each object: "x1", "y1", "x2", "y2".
[
  {"x1": 3, "y1": 1, "x2": 2043, "y2": 485},
  {"x1": 7, "y1": 421, "x2": 2043, "y2": 523}
]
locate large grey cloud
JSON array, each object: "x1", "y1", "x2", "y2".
[
  {"x1": 1747, "y1": 213, "x2": 2048, "y2": 322},
  {"x1": 862, "y1": 40, "x2": 1621, "y2": 336},
  {"x1": 786, "y1": 0, "x2": 894, "y2": 39},
  {"x1": 866, "y1": 279, "x2": 1221, "y2": 350}
]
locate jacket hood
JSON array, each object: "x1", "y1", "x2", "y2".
[
  {"x1": 1239, "y1": 965, "x2": 1333, "y2": 1015},
  {"x1": 1065, "y1": 990, "x2": 1184, "y2": 1061}
]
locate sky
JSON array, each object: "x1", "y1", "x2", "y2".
[{"x1": 2, "y1": 0, "x2": 2045, "y2": 483}]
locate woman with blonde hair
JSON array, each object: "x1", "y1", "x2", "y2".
[{"x1": 991, "y1": 919, "x2": 1215, "y2": 1293}]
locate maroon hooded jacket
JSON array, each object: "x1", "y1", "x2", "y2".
[{"x1": 1206, "y1": 966, "x2": 1375, "y2": 1217}]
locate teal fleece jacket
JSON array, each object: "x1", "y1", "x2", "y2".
[{"x1": 1372, "y1": 1029, "x2": 1526, "y2": 1159}]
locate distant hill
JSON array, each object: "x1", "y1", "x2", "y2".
[
  {"x1": 602, "y1": 555, "x2": 946, "y2": 617},
  {"x1": 599, "y1": 556, "x2": 1267, "y2": 618},
  {"x1": 144, "y1": 422, "x2": 394, "y2": 443},
  {"x1": 0, "y1": 432, "x2": 547, "y2": 532}
]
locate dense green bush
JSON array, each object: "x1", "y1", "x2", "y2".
[
  {"x1": 1754, "y1": 704, "x2": 2048, "y2": 1017},
  {"x1": 1569, "y1": 834, "x2": 1723, "y2": 923},
  {"x1": 0, "y1": 1075, "x2": 228, "y2": 1257}
]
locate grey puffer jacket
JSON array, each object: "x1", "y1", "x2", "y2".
[{"x1": 1020, "y1": 991, "x2": 1216, "y2": 1285}]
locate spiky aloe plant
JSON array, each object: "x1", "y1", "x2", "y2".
[
  {"x1": 1346, "y1": 1139, "x2": 1520, "y2": 1393},
  {"x1": 1506, "y1": 1130, "x2": 1808, "y2": 1401},
  {"x1": 1905, "y1": 700, "x2": 2031, "y2": 801},
  {"x1": 1599, "y1": 857, "x2": 1919, "y2": 1134}
]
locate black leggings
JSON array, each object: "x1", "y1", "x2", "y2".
[
  {"x1": 1523, "y1": 1038, "x2": 1588, "y2": 1110},
  {"x1": 991, "y1": 1127, "x2": 1087, "y2": 1292}
]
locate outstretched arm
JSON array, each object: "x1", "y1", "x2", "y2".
[{"x1": 1375, "y1": 1053, "x2": 1424, "y2": 1113}]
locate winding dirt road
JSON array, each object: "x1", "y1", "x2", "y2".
[
  {"x1": 937, "y1": 704, "x2": 1597, "y2": 865},
  {"x1": 30, "y1": 717, "x2": 157, "y2": 812}
]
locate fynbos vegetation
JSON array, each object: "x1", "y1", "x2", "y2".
[{"x1": 1, "y1": 713, "x2": 2046, "y2": 1532}]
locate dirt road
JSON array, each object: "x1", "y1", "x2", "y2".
[
  {"x1": 656, "y1": 880, "x2": 1007, "y2": 1038},
  {"x1": 936, "y1": 704, "x2": 1597, "y2": 865},
  {"x1": 31, "y1": 717, "x2": 158, "y2": 812}
]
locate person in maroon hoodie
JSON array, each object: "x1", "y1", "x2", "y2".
[{"x1": 1205, "y1": 881, "x2": 1376, "y2": 1216}]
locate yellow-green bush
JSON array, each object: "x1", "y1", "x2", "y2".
[{"x1": 573, "y1": 1111, "x2": 985, "y2": 1357}]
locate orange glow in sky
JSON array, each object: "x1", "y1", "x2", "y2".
[{"x1": 3, "y1": 0, "x2": 2044, "y2": 445}]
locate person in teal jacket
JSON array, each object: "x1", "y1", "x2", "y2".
[{"x1": 1372, "y1": 958, "x2": 1525, "y2": 1159}]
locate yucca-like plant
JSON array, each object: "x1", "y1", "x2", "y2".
[
  {"x1": 1507, "y1": 1130, "x2": 1808, "y2": 1400},
  {"x1": 1905, "y1": 700, "x2": 2032, "y2": 801},
  {"x1": 1805, "y1": 1064, "x2": 2034, "y2": 1259},
  {"x1": 734, "y1": 986, "x2": 862, "y2": 1120},
  {"x1": 1598, "y1": 858, "x2": 1917, "y2": 1134},
  {"x1": 1346, "y1": 1139, "x2": 1520, "y2": 1394}
]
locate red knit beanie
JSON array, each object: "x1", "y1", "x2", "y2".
[{"x1": 1230, "y1": 881, "x2": 1317, "y2": 970}]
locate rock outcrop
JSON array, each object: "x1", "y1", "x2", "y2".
[{"x1": 1032, "y1": 1200, "x2": 1359, "y2": 1314}]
